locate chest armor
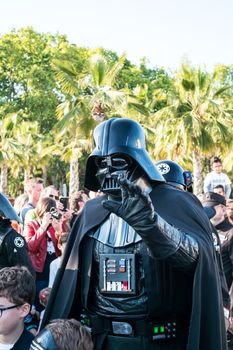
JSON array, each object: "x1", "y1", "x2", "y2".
[{"x1": 86, "y1": 213, "x2": 148, "y2": 317}]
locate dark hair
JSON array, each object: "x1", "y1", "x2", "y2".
[
  {"x1": 35, "y1": 197, "x2": 56, "y2": 219},
  {"x1": 0, "y1": 266, "x2": 35, "y2": 305},
  {"x1": 211, "y1": 156, "x2": 222, "y2": 165},
  {"x1": 69, "y1": 191, "x2": 89, "y2": 212},
  {"x1": 47, "y1": 319, "x2": 93, "y2": 350},
  {"x1": 58, "y1": 233, "x2": 69, "y2": 246},
  {"x1": 213, "y1": 184, "x2": 224, "y2": 191}
]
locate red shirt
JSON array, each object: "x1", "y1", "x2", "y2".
[{"x1": 23, "y1": 220, "x2": 60, "y2": 272}]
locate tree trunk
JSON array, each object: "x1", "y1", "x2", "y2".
[
  {"x1": 24, "y1": 168, "x2": 31, "y2": 191},
  {"x1": 0, "y1": 162, "x2": 8, "y2": 195},
  {"x1": 42, "y1": 165, "x2": 48, "y2": 185},
  {"x1": 192, "y1": 150, "x2": 204, "y2": 197},
  {"x1": 69, "y1": 157, "x2": 80, "y2": 197}
]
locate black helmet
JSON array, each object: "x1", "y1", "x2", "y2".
[
  {"x1": 30, "y1": 328, "x2": 56, "y2": 350},
  {"x1": 0, "y1": 193, "x2": 22, "y2": 223},
  {"x1": 155, "y1": 160, "x2": 186, "y2": 189},
  {"x1": 84, "y1": 118, "x2": 165, "y2": 191}
]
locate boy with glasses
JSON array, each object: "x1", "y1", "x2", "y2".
[{"x1": 0, "y1": 266, "x2": 36, "y2": 349}]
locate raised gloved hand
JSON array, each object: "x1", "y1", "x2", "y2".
[{"x1": 102, "y1": 178, "x2": 157, "y2": 234}]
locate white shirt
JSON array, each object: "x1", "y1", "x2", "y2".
[
  {"x1": 48, "y1": 256, "x2": 62, "y2": 287},
  {"x1": 203, "y1": 171, "x2": 231, "y2": 198},
  {"x1": 0, "y1": 344, "x2": 14, "y2": 350}
]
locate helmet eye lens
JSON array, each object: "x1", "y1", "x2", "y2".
[
  {"x1": 95, "y1": 156, "x2": 131, "y2": 170},
  {"x1": 111, "y1": 157, "x2": 128, "y2": 169}
]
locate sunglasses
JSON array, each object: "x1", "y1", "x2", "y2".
[{"x1": 49, "y1": 194, "x2": 59, "y2": 200}]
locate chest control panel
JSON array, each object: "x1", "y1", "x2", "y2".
[{"x1": 99, "y1": 253, "x2": 136, "y2": 295}]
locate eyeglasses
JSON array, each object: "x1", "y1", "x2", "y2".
[
  {"x1": 0, "y1": 304, "x2": 23, "y2": 317},
  {"x1": 49, "y1": 194, "x2": 59, "y2": 200}
]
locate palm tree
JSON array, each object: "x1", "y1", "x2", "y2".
[
  {"x1": 53, "y1": 52, "x2": 147, "y2": 195},
  {"x1": 152, "y1": 62, "x2": 233, "y2": 195},
  {"x1": 0, "y1": 113, "x2": 21, "y2": 194},
  {"x1": 12, "y1": 121, "x2": 42, "y2": 187}
]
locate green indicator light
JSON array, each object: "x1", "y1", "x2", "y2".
[
  {"x1": 154, "y1": 326, "x2": 159, "y2": 334},
  {"x1": 160, "y1": 326, "x2": 165, "y2": 333}
]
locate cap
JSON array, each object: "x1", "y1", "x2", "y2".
[
  {"x1": 202, "y1": 192, "x2": 226, "y2": 207},
  {"x1": 203, "y1": 206, "x2": 216, "y2": 219}
]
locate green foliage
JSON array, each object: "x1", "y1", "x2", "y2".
[{"x1": 0, "y1": 27, "x2": 232, "y2": 196}]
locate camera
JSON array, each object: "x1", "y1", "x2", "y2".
[{"x1": 50, "y1": 207, "x2": 62, "y2": 220}]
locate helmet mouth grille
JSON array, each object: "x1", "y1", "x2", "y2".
[{"x1": 102, "y1": 177, "x2": 120, "y2": 192}]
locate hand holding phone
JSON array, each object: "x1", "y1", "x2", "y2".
[{"x1": 59, "y1": 197, "x2": 69, "y2": 211}]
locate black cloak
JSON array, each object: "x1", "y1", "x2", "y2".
[{"x1": 42, "y1": 184, "x2": 226, "y2": 350}]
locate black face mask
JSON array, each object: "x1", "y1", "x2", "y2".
[{"x1": 95, "y1": 154, "x2": 142, "y2": 195}]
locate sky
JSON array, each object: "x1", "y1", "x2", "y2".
[{"x1": 0, "y1": 0, "x2": 232, "y2": 71}]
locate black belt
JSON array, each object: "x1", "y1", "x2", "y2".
[{"x1": 81, "y1": 313, "x2": 189, "y2": 341}]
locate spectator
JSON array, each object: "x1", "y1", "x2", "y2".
[
  {"x1": 0, "y1": 192, "x2": 35, "y2": 276},
  {"x1": 30, "y1": 319, "x2": 93, "y2": 350},
  {"x1": 25, "y1": 186, "x2": 71, "y2": 234},
  {"x1": 214, "y1": 184, "x2": 226, "y2": 198},
  {"x1": 12, "y1": 193, "x2": 29, "y2": 234},
  {"x1": 23, "y1": 197, "x2": 63, "y2": 311},
  {"x1": 24, "y1": 185, "x2": 60, "y2": 224},
  {"x1": 69, "y1": 191, "x2": 89, "y2": 227},
  {"x1": 202, "y1": 192, "x2": 233, "y2": 348},
  {"x1": 48, "y1": 233, "x2": 69, "y2": 287},
  {"x1": 204, "y1": 156, "x2": 231, "y2": 198},
  {"x1": 0, "y1": 266, "x2": 36, "y2": 349},
  {"x1": 14, "y1": 193, "x2": 29, "y2": 216},
  {"x1": 20, "y1": 178, "x2": 44, "y2": 225}
]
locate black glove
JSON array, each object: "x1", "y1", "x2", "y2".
[
  {"x1": 102, "y1": 178, "x2": 199, "y2": 268},
  {"x1": 102, "y1": 178, "x2": 157, "y2": 234}
]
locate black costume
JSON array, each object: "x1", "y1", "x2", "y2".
[
  {"x1": 0, "y1": 193, "x2": 34, "y2": 276},
  {"x1": 42, "y1": 118, "x2": 226, "y2": 350},
  {"x1": 11, "y1": 328, "x2": 34, "y2": 350}
]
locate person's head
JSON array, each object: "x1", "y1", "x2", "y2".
[
  {"x1": 84, "y1": 118, "x2": 165, "y2": 196},
  {"x1": 42, "y1": 186, "x2": 60, "y2": 201},
  {"x1": 24, "y1": 178, "x2": 44, "y2": 204},
  {"x1": 35, "y1": 197, "x2": 56, "y2": 220},
  {"x1": 0, "y1": 266, "x2": 35, "y2": 337},
  {"x1": 202, "y1": 191, "x2": 226, "y2": 226},
  {"x1": 30, "y1": 319, "x2": 93, "y2": 350},
  {"x1": 13, "y1": 193, "x2": 29, "y2": 215},
  {"x1": 211, "y1": 156, "x2": 223, "y2": 174},
  {"x1": 213, "y1": 184, "x2": 226, "y2": 198},
  {"x1": 226, "y1": 199, "x2": 233, "y2": 221},
  {"x1": 39, "y1": 287, "x2": 52, "y2": 308},
  {"x1": 155, "y1": 160, "x2": 186, "y2": 190},
  {"x1": 69, "y1": 191, "x2": 89, "y2": 213},
  {"x1": 57, "y1": 233, "x2": 69, "y2": 255}
]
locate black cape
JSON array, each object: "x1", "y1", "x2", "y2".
[{"x1": 42, "y1": 184, "x2": 227, "y2": 350}]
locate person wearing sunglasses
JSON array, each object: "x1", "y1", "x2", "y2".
[
  {"x1": 0, "y1": 266, "x2": 36, "y2": 350},
  {"x1": 24, "y1": 186, "x2": 60, "y2": 225},
  {"x1": 24, "y1": 186, "x2": 72, "y2": 235}
]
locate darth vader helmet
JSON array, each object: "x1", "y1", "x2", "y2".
[
  {"x1": 0, "y1": 192, "x2": 22, "y2": 223},
  {"x1": 156, "y1": 160, "x2": 186, "y2": 190},
  {"x1": 84, "y1": 118, "x2": 165, "y2": 194}
]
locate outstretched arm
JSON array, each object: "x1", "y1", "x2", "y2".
[{"x1": 102, "y1": 178, "x2": 199, "y2": 272}]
